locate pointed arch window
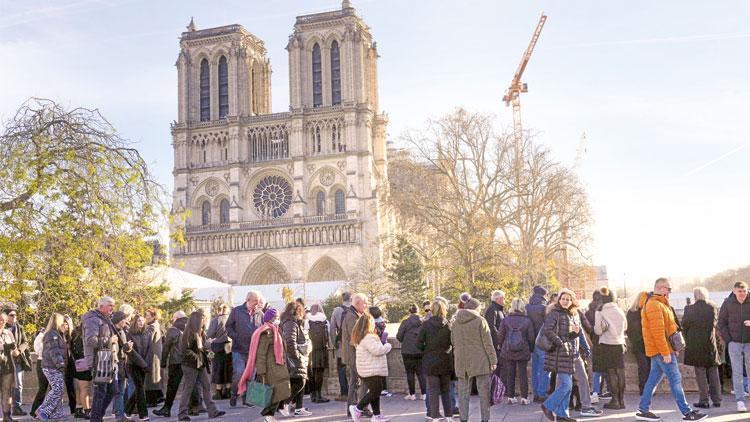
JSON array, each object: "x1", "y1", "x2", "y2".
[
  {"x1": 335, "y1": 189, "x2": 345, "y2": 214},
  {"x1": 220, "y1": 199, "x2": 230, "y2": 224},
  {"x1": 218, "y1": 56, "x2": 229, "y2": 118},
  {"x1": 312, "y1": 43, "x2": 322, "y2": 107},
  {"x1": 199, "y1": 59, "x2": 210, "y2": 121},
  {"x1": 201, "y1": 200, "x2": 211, "y2": 225},
  {"x1": 316, "y1": 191, "x2": 326, "y2": 216},
  {"x1": 331, "y1": 40, "x2": 341, "y2": 105}
]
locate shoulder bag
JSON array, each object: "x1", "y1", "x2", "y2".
[{"x1": 244, "y1": 375, "x2": 274, "y2": 408}]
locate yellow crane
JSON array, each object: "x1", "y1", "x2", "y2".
[{"x1": 503, "y1": 13, "x2": 547, "y2": 140}]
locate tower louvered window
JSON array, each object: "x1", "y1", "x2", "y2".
[
  {"x1": 218, "y1": 56, "x2": 229, "y2": 118},
  {"x1": 200, "y1": 59, "x2": 210, "y2": 121},
  {"x1": 312, "y1": 43, "x2": 322, "y2": 107},
  {"x1": 331, "y1": 40, "x2": 341, "y2": 105}
]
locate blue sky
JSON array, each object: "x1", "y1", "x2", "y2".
[{"x1": 1, "y1": 0, "x2": 749, "y2": 289}]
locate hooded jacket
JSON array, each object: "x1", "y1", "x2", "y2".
[
  {"x1": 718, "y1": 292, "x2": 750, "y2": 344},
  {"x1": 639, "y1": 291, "x2": 678, "y2": 358},
  {"x1": 162, "y1": 317, "x2": 188, "y2": 366},
  {"x1": 396, "y1": 313, "x2": 423, "y2": 356},
  {"x1": 526, "y1": 293, "x2": 547, "y2": 336},
  {"x1": 451, "y1": 309, "x2": 497, "y2": 378}
]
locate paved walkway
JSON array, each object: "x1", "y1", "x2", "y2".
[{"x1": 15, "y1": 393, "x2": 750, "y2": 421}]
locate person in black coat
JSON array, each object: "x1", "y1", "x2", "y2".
[
  {"x1": 306, "y1": 304, "x2": 330, "y2": 403},
  {"x1": 626, "y1": 296, "x2": 650, "y2": 396},
  {"x1": 417, "y1": 300, "x2": 453, "y2": 420},
  {"x1": 396, "y1": 304, "x2": 426, "y2": 400},
  {"x1": 280, "y1": 301, "x2": 312, "y2": 417},
  {"x1": 497, "y1": 299, "x2": 536, "y2": 404},
  {"x1": 682, "y1": 287, "x2": 722, "y2": 408},
  {"x1": 125, "y1": 315, "x2": 151, "y2": 420},
  {"x1": 526, "y1": 285, "x2": 549, "y2": 402}
]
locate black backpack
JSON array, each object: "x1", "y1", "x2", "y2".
[
  {"x1": 308, "y1": 320, "x2": 327, "y2": 348},
  {"x1": 507, "y1": 325, "x2": 525, "y2": 352}
]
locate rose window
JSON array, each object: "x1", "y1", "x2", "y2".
[{"x1": 253, "y1": 176, "x2": 292, "y2": 218}]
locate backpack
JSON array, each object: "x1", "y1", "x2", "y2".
[
  {"x1": 507, "y1": 325, "x2": 525, "y2": 353},
  {"x1": 308, "y1": 320, "x2": 327, "y2": 348}
]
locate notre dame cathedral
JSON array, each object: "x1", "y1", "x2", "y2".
[{"x1": 169, "y1": 1, "x2": 392, "y2": 295}]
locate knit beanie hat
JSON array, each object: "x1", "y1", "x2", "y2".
[
  {"x1": 111, "y1": 311, "x2": 127, "y2": 325},
  {"x1": 263, "y1": 308, "x2": 278, "y2": 323},
  {"x1": 464, "y1": 297, "x2": 480, "y2": 310},
  {"x1": 533, "y1": 285, "x2": 548, "y2": 296}
]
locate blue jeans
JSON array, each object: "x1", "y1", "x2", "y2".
[
  {"x1": 113, "y1": 374, "x2": 126, "y2": 418},
  {"x1": 638, "y1": 353, "x2": 691, "y2": 416},
  {"x1": 543, "y1": 373, "x2": 572, "y2": 417},
  {"x1": 531, "y1": 347, "x2": 549, "y2": 398},
  {"x1": 231, "y1": 352, "x2": 248, "y2": 397},
  {"x1": 592, "y1": 371, "x2": 604, "y2": 394},
  {"x1": 337, "y1": 358, "x2": 349, "y2": 395},
  {"x1": 90, "y1": 382, "x2": 116, "y2": 422},
  {"x1": 13, "y1": 369, "x2": 23, "y2": 406},
  {"x1": 728, "y1": 342, "x2": 750, "y2": 402}
]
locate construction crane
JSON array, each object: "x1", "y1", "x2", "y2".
[{"x1": 503, "y1": 13, "x2": 547, "y2": 140}]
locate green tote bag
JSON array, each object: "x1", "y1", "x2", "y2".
[{"x1": 244, "y1": 378, "x2": 274, "y2": 408}]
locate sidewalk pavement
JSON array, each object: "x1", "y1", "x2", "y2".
[{"x1": 15, "y1": 392, "x2": 750, "y2": 421}]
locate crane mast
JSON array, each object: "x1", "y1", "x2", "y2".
[{"x1": 503, "y1": 13, "x2": 547, "y2": 140}]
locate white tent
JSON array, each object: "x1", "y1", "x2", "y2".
[
  {"x1": 231, "y1": 281, "x2": 342, "y2": 309},
  {"x1": 142, "y1": 266, "x2": 233, "y2": 304}
]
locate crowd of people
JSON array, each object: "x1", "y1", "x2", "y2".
[{"x1": 5, "y1": 278, "x2": 750, "y2": 421}]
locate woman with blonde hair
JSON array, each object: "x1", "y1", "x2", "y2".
[
  {"x1": 349, "y1": 313, "x2": 392, "y2": 422},
  {"x1": 541, "y1": 289, "x2": 582, "y2": 421},
  {"x1": 497, "y1": 298, "x2": 535, "y2": 405},
  {"x1": 417, "y1": 299, "x2": 453, "y2": 421},
  {"x1": 594, "y1": 287, "x2": 627, "y2": 410},
  {"x1": 36, "y1": 313, "x2": 70, "y2": 421}
]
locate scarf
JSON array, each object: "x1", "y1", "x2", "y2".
[{"x1": 237, "y1": 322, "x2": 284, "y2": 395}]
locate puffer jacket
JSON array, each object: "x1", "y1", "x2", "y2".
[
  {"x1": 718, "y1": 292, "x2": 750, "y2": 344},
  {"x1": 41, "y1": 329, "x2": 67, "y2": 370},
  {"x1": 639, "y1": 291, "x2": 678, "y2": 358},
  {"x1": 81, "y1": 309, "x2": 116, "y2": 370},
  {"x1": 396, "y1": 313, "x2": 423, "y2": 356},
  {"x1": 451, "y1": 309, "x2": 497, "y2": 378},
  {"x1": 543, "y1": 304, "x2": 581, "y2": 375},
  {"x1": 497, "y1": 312, "x2": 535, "y2": 361},
  {"x1": 526, "y1": 293, "x2": 547, "y2": 335},
  {"x1": 126, "y1": 329, "x2": 151, "y2": 370},
  {"x1": 594, "y1": 302, "x2": 627, "y2": 345},
  {"x1": 281, "y1": 317, "x2": 310, "y2": 379},
  {"x1": 356, "y1": 333, "x2": 392, "y2": 377}
]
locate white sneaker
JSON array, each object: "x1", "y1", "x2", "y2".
[
  {"x1": 264, "y1": 417, "x2": 278, "y2": 422},
  {"x1": 371, "y1": 416, "x2": 390, "y2": 422},
  {"x1": 279, "y1": 403, "x2": 291, "y2": 417},
  {"x1": 507, "y1": 397, "x2": 518, "y2": 404},
  {"x1": 380, "y1": 390, "x2": 393, "y2": 397},
  {"x1": 738, "y1": 401, "x2": 747, "y2": 413},
  {"x1": 520, "y1": 398, "x2": 529, "y2": 405},
  {"x1": 349, "y1": 405, "x2": 362, "y2": 422},
  {"x1": 404, "y1": 394, "x2": 415, "y2": 400},
  {"x1": 418, "y1": 393, "x2": 426, "y2": 400},
  {"x1": 590, "y1": 392, "x2": 599, "y2": 404},
  {"x1": 294, "y1": 408, "x2": 313, "y2": 417}
]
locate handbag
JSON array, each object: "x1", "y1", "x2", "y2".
[
  {"x1": 668, "y1": 330, "x2": 686, "y2": 352},
  {"x1": 534, "y1": 312, "x2": 560, "y2": 352},
  {"x1": 75, "y1": 358, "x2": 88, "y2": 372},
  {"x1": 92, "y1": 324, "x2": 115, "y2": 384},
  {"x1": 244, "y1": 377, "x2": 274, "y2": 408}
]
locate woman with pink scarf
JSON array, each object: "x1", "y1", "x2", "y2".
[{"x1": 238, "y1": 308, "x2": 290, "y2": 422}]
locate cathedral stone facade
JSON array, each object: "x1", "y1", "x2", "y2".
[{"x1": 170, "y1": 1, "x2": 391, "y2": 291}]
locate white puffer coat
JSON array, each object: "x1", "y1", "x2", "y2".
[{"x1": 355, "y1": 333, "x2": 392, "y2": 378}]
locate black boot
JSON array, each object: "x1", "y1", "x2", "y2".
[
  {"x1": 603, "y1": 369, "x2": 621, "y2": 409},
  {"x1": 317, "y1": 390, "x2": 330, "y2": 403},
  {"x1": 617, "y1": 368, "x2": 627, "y2": 409}
]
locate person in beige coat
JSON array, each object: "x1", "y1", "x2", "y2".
[
  {"x1": 593, "y1": 287, "x2": 627, "y2": 410},
  {"x1": 451, "y1": 296, "x2": 497, "y2": 422},
  {"x1": 349, "y1": 313, "x2": 392, "y2": 422}
]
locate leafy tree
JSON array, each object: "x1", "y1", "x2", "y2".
[
  {"x1": 161, "y1": 289, "x2": 197, "y2": 324},
  {"x1": 386, "y1": 235, "x2": 426, "y2": 322},
  {"x1": 0, "y1": 99, "x2": 165, "y2": 330}
]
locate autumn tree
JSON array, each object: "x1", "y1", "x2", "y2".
[{"x1": 0, "y1": 99, "x2": 166, "y2": 330}]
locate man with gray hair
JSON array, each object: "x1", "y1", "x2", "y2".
[
  {"x1": 341, "y1": 293, "x2": 372, "y2": 417},
  {"x1": 82, "y1": 296, "x2": 118, "y2": 422},
  {"x1": 226, "y1": 290, "x2": 266, "y2": 406}
]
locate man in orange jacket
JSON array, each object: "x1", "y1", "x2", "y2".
[{"x1": 635, "y1": 278, "x2": 707, "y2": 422}]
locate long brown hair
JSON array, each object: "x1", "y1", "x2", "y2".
[
  {"x1": 280, "y1": 301, "x2": 305, "y2": 323},
  {"x1": 556, "y1": 288, "x2": 579, "y2": 315},
  {"x1": 350, "y1": 313, "x2": 375, "y2": 346},
  {"x1": 180, "y1": 310, "x2": 205, "y2": 349}
]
